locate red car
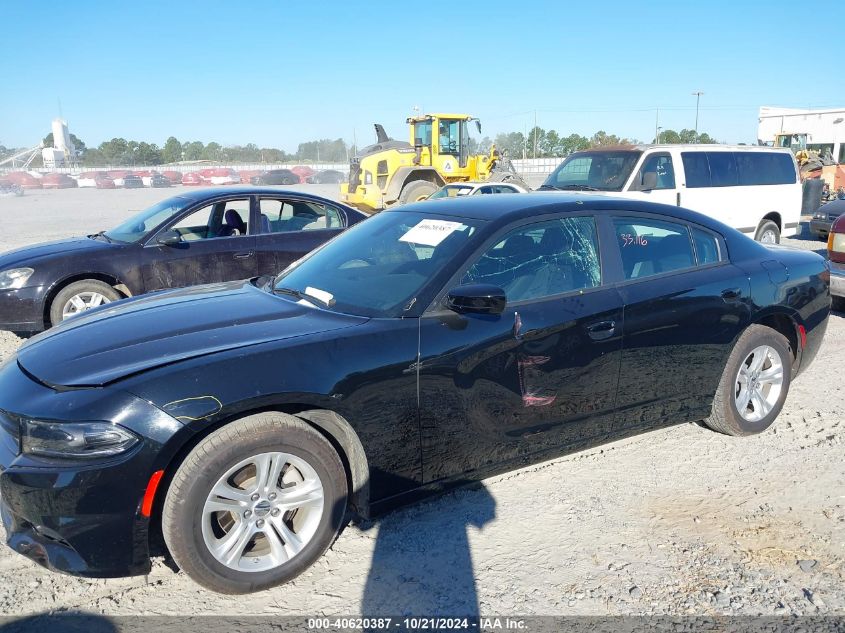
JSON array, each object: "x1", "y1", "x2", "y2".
[
  {"x1": 5, "y1": 172, "x2": 42, "y2": 189},
  {"x1": 41, "y1": 173, "x2": 78, "y2": 189},
  {"x1": 182, "y1": 172, "x2": 205, "y2": 186},
  {"x1": 161, "y1": 170, "x2": 183, "y2": 185},
  {"x1": 291, "y1": 165, "x2": 316, "y2": 183},
  {"x1": 238, "y1": 169, "x2": 263, "y2": 184},
  {"x1": 828, "y1": 214, "x2": 845, "y2": 311},
  {"x1": 95, "y1": 176, "x2": 116, "y2": 189}
]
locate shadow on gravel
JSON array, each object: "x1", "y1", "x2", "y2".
[
  {"x1": 361, "y1": 482, "x2": 496, "y2": 619},
  {"x1": 0, "y1": 613, "x2": 117, "y2": 633}
]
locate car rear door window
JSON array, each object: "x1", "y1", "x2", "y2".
[
  {"x1": 461, "y1": 216, "x2": 601, "y2": 302},
  {"x1": 692, "y1": 227, "x2": 722, "y2": 264},
  {"x1": 259, "y1": 199, "x2": 343, "y2": 233},
  {"x1": 613, "y1": 218, "x2": 695, "y2": 279}
]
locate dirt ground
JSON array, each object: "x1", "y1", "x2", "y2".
[{"x1": 0, "y1": 186, "x2": 842, "y2": 617}]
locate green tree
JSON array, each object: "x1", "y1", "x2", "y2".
[
  {"x1": 493, "y1": 132, "x2": 526, "y2": 158},
  {"x1": 653, "y1": 129, "x2": 717, "y2": 144},
  {"x1": 201, "y1": 142, "x2": 222, "y2": 161},
  {"x1": 135, "y1": 142, "x2": 162, "y2": 165},
  {"x1": 162, "y1": 136, "x2": 182, "y2": 163},
  {"x1": 182, "y1": 141, "x2": 205, "y2": 161}
]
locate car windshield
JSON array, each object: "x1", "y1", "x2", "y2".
[
  {"x1": 542, "y1": 150, "x2": 643, "y2": 192},
  {"x1": 273, "y1": 210, "x2": 482, "y2": 317},
  {"x1": 104, "y1": 196, "x2": 192, "y2": 243},
  {"x1": 428, "y1": 185, "x2": 474, "y2": 199}
]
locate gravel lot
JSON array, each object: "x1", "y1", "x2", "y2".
[{"x1": 0, "y1": 186, "x2": 842, "y2": 618}]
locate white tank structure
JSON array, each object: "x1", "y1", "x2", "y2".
[{"x1": 42, "y1": 118, "x2": 76, "y2": 168}]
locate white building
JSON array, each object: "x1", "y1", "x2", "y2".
[{"x1": 758, "y1": 106, "x2": 845, "y2": 164}]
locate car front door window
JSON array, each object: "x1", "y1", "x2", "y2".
[
  {"x1": 461, "y1": 216, "x2": 601, "y2": 303},
  {"x1": 169, "y1": 199, "x2": 250, "y2": 240}
]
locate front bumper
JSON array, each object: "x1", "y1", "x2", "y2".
[
  {"x1": 830, "y1": 260, "x2": 845, "y2": 299},
  {"x1": 0, "y1": 359, "x2": 185, "y2": 577},
  {"x1": 0, "y1": 285, "x2": 46, "y2": 332},
  {"x1": 810, "y1": 219, "x2": 832, "y2": 237}
]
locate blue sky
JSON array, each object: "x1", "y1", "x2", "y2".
[{"x1": 1, "y1": 0, "x2": 842, "y2": 152}]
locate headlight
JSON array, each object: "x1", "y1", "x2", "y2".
[
  {"x1": 831, "y1": 232, "x2": 845, "y2": 254},
  {"x1": 21, "y1": 419, "x2": 139, "y2": 459},
  {"x1": 814, "y1": 212, "x2": 827, "y2": 220},
  {"x1": 0, "y1": 267, "x2": 34, "y2": 290}
]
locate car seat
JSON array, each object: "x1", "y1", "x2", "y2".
[{"x1": 222, "y1": 209, "x2": 247, "y2": 236}]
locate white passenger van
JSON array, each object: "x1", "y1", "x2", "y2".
[{"x1": 540, "y1": 145, "x2": 801, "y2": 243}]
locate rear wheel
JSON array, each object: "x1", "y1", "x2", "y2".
[
  {"x1": 755, "y1": 220, "x2": 780, "y2": 244},
  {"x1": 703, "y1": 324, "x2": 792, "y2": 436},
  {"x1": 49, "y1": 279, "x2": 121, "y2": 326},
  {"x1": 162, "y1": 412, "x2": 348, "y2": 594},
  {"x1": 399, "y1": 180, "x2": 438, "y2": 204}
]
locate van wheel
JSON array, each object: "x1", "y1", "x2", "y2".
[
  {"x1": 49, "y1": 279, "x2": 121, "y2": 326},
  {"x1": 399, "y1": 180, "x2": 438, "y2": 204},
  {"x1": 703, "y1": 324, "x2": 791, "y2": 436},
  {"x1": 162, "y1": 412, "x2": 348, "y2": 594},
  {"x1": 755, "y1": 220, "x2": 780, "y2": 244}
]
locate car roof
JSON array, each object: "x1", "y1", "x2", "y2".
[
  {"x1": 389, "y1": 191, "x2": 732, "y2": 227},
  {"x1": 167, "y1": 186, "x2": 361, "y2": 212}
]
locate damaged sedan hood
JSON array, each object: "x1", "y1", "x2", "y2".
[{"x1": 17, "y1": 280, "x2": 368, "y2": 388}]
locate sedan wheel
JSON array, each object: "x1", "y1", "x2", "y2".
[
  {"x1": 162, "y1": 412, "x2": 347, "y2": 594},
  {"x1": 62, "y1": 291, "x2": 111, "y2": 319},
  {"x1": 704, "y1": 324, "x2": 791, "y2": 436},
  {"x1": 49, "y1": 279, "x2": 122, "y2": 326},
  {"x1": 201, "y1": 451, "x2": 324, "y2": 572},
  {"x1": 733, "y1": 345, "x2": 784, "y2": 423}
]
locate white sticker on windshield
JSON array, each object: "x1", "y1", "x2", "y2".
[
  {"x1": 399, "y1": 219, "x2": 465, "y2": 247},
  {"x1": 304, "y1": 286, "x2": 334, "y2": 305}
]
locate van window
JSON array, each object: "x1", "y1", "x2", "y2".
[
  {"x1": 735, "y1": 153, "x2": 797, "y2": 185},
  {"x1": 543, "y1": 150, "x2": 642, "y2": 192},
  {"x1": 633, "y1": 153, "x2": 675, "y2": 190},
  {"x1": 683, "y1": 151, "x2": 797, "y2": 188},
  {"x1": 681, "y1": 152, "x2": 711, "y2": 188},
  {"x1": 706, "y1": 152, "x2": 738, "y2": 187}
]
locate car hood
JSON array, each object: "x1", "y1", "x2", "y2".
[
  {"x1": 17, "y1": 280, "x2": 369, "y2": 388},
  {"x1": 0, "y1": 236, "x2": 115, "y2": 269}
]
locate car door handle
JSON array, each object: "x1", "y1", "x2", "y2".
[
  {"x1": 233, "y1": 251, "x2": 254, "y2": 260},
  {"x1": 720, "y1": 288, "x2": 742, "y2": 301},
  {"x1": 586, "y1": 320, "x2": 616, "y2": 340}
]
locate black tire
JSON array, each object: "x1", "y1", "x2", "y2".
[
  {"x1": 833, "y1": 296, "x2": 845, "y2": 312},
  {"x1": 282, "y1": 177, "x2": 297, "y2": 185},
  {"x1": 398, "y1": 180, "x2": 438, "y2": 204},
  {"x1": 48, "y1": 279, "x2": 121, "y2": 327},
  {"x1": 754, "y1": 220, "x2": 780, "y2": 244},
  {"x1": 162, "y1": 412, "x2": 348, "y2": 594},
  {"x1": 703, "y1": 324, "x2": 792, "y2": 436}
]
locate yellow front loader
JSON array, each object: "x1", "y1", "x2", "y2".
[{"x1": 341, "y1": 113, "x2": 527, "y2": 213}]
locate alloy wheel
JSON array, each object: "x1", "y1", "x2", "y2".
[
  {"x1": 201, "y1": 452, "x2": 324, "y2": 572},
  {"x1": 734, "y1": 345, "x2": 784, "y2": 422},
  {"x1": 61, "y1": 291, "x2": 111, "y2": 319}
]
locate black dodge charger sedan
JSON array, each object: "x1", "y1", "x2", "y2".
[
  {"x1": 0, "y1": 187, "x2": 365, "y2": 332},
  {"x1": 0, "y1": 194, "x2": 829, "y2": 593}
]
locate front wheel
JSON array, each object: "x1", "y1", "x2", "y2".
[
  {"x1": 703, "y1": 324, "x2": 792, "y2": 436},
  {"x1": 755, "y1": 220, "x2": 780, "y2": 244},
  {"x1": 399, "y1": 180, "x2": 438, "y2": 204},
  {"x1": 49, "y1": 279, "x2": 121, "y2": 326},
  {"x1": 162, "y1": 412, "x2": 348, "y2": 594}
]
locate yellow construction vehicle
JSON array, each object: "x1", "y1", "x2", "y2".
[{"x1": 340, "y1": 113, "x2": 528, "y2": 212}]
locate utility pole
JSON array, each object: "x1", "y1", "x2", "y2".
[
  {"x1": 692, "y1": 91, "x2": 704, "y2": 141},
  {"x1": 533, "y1": 110, "x2": 538, "y2": 159},
  {"x1": 655, "y1": 108, "x2": 659, "y2": 143}
]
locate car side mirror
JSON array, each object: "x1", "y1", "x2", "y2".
[
  {"x1": 640, "y1": 171, "x2": 657, "y2": 191},
  {"x1": 446, "y1": 284, "x2": 506, "y2": 315},
  {"x1": 157, "y1": 229, "x2": 182, "y2": 246}
]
